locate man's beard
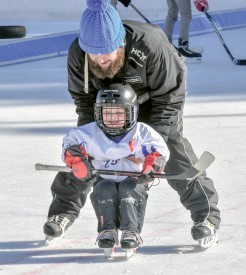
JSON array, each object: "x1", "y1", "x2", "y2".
[{"x1": 88, "y1": 48, "x2": 125, "y2": 79}]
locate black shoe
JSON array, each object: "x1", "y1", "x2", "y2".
[
  {"x1": 96, "y1": 229, "x2": 118, "y2": 249},
  {"x1": 43, "y1": 215, "x2": 72, "y2": 238},
  {"x1": 120, "y1": 230, "x2": 143, "y2": 249},
  {"x1": 178, "y1": 39, "x2": 202, "y2": 58}
]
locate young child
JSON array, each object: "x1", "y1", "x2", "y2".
[{"x1": 60, "y1": 83, "x2": 169, "y2": 256}]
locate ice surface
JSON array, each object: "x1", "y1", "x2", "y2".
[{"x1": 0, "y1": 22, "x2": 246, "y2": 275}]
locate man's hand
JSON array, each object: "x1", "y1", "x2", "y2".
[
  {"x1": 64, "y1": 145, "x2": 92, "y2": 180},
  {"x1": 118, "y1": 0, "x2": 131, "y2": 7},
  {"x1": 193, "y1": 0, "x2": 209, "y2": 12},
  {"x1": 142, "y1": 152, "x2": 166, "y2": 175}
]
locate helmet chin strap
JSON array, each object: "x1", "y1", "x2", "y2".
[
  {"x1": 105, "y1": 130, "x2": 128, "y2": 142},
  {"x1": 103, "y1": 125, "x2": 125, "y2": 137}
]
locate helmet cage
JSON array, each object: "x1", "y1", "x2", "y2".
[{"x1": 94, "y1": 102, "x2": 138, "y2": 136}]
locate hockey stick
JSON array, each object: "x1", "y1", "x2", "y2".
[
  {"x1": 35, "y1": 151, "x2": 214, "y2": 182},
  {"x1": 204, "y1": 10, "x2": 246, "y2": 65},
  {"x1": 129, "y1": 3, "x2": 151, "y2": 23}
]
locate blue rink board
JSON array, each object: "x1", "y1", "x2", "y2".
[{"x1": 0, "y1": 9, "x2": 245, "y2": 67}]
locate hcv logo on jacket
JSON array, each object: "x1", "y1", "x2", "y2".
[
  {"x1": 129, "y1": 47, "x2": 148, "y2": 68},
  {"x1": 131, "y1": 48, "x2": 148, "y2": 62}
]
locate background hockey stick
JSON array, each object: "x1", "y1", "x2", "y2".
[
  {"x1": 204, "y1": 10, "x2": 246, "y2": 65},
  {"x1": 129, "y1": 3, "x2": 151, "y2": 23},
  {"x1": 35, "y1": 151, "x2": 214, "y2": 182},
  {"x1": 128, "y1": 5, "x2": 246, "y2": 65}
]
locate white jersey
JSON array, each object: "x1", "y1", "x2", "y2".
[{"x1": 62, "y1": 122, "x2": 170, "y2": 182}]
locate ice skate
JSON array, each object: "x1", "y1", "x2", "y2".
[
  {"x1": 191, "y1": 220, "x2": 218, "y2": 249},
  {"x1": 177, "y1": 39, "x2": 202, "y2": 62},
  {"x1": 120, "y1": 230, "x2": 143, "y2": 259},
  {"x1": 43, "y1": 215, "x2": 72, "y2": 246},
  {"x1": 96, "y1": 229, "x2": 118, "y2": 259}
]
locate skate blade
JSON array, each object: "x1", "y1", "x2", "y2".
[
  {"x1": 124, "y1": 248, "x2": 137, "y2": 260},
  {"x1": 186, "y1": 57, "x2": 202, "y2": 63},
  {"x1": 44, "y1": 233, "x2": 65, "y2": 246},
  {"x1": 198, "y1": 233, "x2": 218, "y2": 249},
  {"x1": 103, "y1": 247, "x2": 115, "y2": 260},
  {"x1": 191, "y1": 47, "x2": 204, "y2": 54}
]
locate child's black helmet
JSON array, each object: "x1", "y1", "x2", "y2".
[{"x1": 94, "y1": 83, "x2": 138, "y2": 136}]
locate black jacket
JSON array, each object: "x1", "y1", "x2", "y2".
[{"x1": 67, "y1": 20, "x2": 187, "y2": 142}]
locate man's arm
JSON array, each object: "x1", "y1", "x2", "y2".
[{"x1": 146, "y1": 42, "x2": 187, "y2": 142}]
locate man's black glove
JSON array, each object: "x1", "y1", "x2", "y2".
[{"x1": 118, "y1": 0, "x2": 131, "y2": 7}]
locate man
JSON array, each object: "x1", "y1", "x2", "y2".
[
  {"x1": 164, "y1": 0, "x2": 209, "y2": 59},
  {"x1": 43, "y1": 0, "x2": 220, "y2": 249}
]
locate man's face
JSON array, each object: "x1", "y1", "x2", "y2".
[
  {"x1": 88, "y1": 47, "x2": 125, "y2": 79},
  {"x1": 102, "y1": 106, "x2": 126, "y2": 128}
]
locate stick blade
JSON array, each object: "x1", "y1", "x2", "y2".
[
  {"x1": 193, "y1": 151, "x2": 215, "y2": 173},
  {"x1": 181, "y1": 151, "x2": 214, "y2": 181},
  {"x1": 234, "y1": 59, "x2": 246, "y2": 65},
  {"x1": 165, "y1": 151, "x2": 215, "y2": 181}
]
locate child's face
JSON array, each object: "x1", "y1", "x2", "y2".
[{"x1": 102, "y1": 107, "x2": 126, "y2": 128}]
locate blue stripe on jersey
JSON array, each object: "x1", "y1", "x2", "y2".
[
  {"x1": 142, "y1": 145, "x2": 157, "y2": 157},
  {"x1": 142, "y1": 146, "x2": 148, "y2": 157},
  {"x1": 151, "y1": 145, "x2": 157, "y2": 153}
]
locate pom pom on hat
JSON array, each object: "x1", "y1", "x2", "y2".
[
  {"x1": 87, "y1": 0, "x2": 109, "y2": 11},
  {"x1": 79, "y1": 0, "x2": 126, "y2": 54}
]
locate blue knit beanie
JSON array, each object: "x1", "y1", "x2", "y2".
[{"x1": 79, "y1": 0, "x2": 126, "y2": 54}]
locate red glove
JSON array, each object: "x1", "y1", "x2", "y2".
[
  {"x1": 64, "y1": 145, "x2": 92, "y2": 180},
  {"x1": 193, "y1": 0, "x2": 209, "y2": 12},
  {"x1": 142, "y1": 152, "x2": 166, "y2": 175}
]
